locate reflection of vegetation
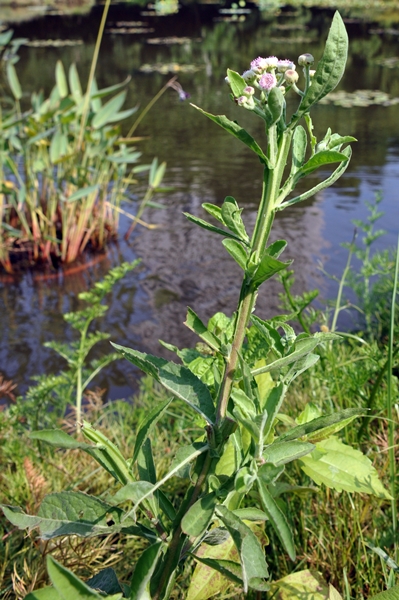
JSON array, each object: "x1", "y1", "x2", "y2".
[
  {"x1": 0, "y1": 0, "x2": 94, "y2": 24},
  {"x1": 320, "y1": 89, "x2": 399, "y2": 107}
]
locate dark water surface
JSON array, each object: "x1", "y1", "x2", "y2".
[{"x1": 1, "y1": 3, "x2": 399, "y2": 400}]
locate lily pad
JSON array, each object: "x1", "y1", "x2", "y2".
[{"x1": 319, "y1": 89, "x2": 399, "y2": 107}]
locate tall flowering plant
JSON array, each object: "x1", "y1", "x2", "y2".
[{"x1": 1, "y1": 12, "x2": 393, "y2": 600}]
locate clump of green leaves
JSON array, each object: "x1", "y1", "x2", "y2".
[
  {"x1": 0, "y1": 32, "x2": 166, "y2": 273},
  {"x1": 1, "y1": 12, "x2": 396, "y2": 600}
]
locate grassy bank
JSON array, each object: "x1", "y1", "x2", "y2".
[{"x1": 0, "y1": 225, "x2": 398, "y2": 598}]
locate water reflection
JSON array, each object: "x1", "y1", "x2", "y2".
[{"x1": 0, "y1": 3, "x2": 398, "y2": 401}]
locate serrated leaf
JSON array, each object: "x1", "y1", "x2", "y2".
[
  {"x1": 191, "y1": 104, "x2": 270, "y2": 167},
  {"x1": 112, "y1": 344, "x2": 215, "y2": 425},
  {"x1": 300, "y1": 437, "x2": 393, "y2": 499},
  {"x1": 257, "y1": 479, "x2": 296, "y2": 561}
]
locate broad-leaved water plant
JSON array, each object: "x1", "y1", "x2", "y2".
[{"x1": 1, "y1": 12, "x2": 396, "y2": 600}]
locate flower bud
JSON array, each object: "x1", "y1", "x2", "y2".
[
  {"x1": 243, "y1": 86, "x2": 255, "y2": 96},
  {"x1": 250, "y1": 56, "x2": 278, "y2": 73},
  {"x1": 242, "y1": 69, "x2": 256, "y2": 82},
  {"x1": 309, "y1": 69, "x2": 316, "y2": 78},
  {"x1": 277, "y1": 59, "x2": 296, "y2": 73},
  {"x1": 284, "y1": 69, "x2": 299, "y2": 84},
  {"x1": 298, "y1": 53, "x2": 314, "y2": 66}
]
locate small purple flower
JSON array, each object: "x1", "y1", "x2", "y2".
[
  {"x1": 250, "y1": 56, "x2": 278, "y2": 73},
  {"x1": 259, "y1": 72, "x2": 277, "y2": 91}
]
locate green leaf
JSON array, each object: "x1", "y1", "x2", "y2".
[
  {"x1": 293, "y1": 12, "x2": 348, "y2": 120},
  {"x1": 1, "y1": 492, "x2": 121, "y2": 539},
  {"x1": 279, "y1": 146, "x2": 352, "y2": 209},
  {"x1": 30, "y1": 429, "x2": 93, "y2": 450},
  {"x1": 267, "y1": 87, "x2": 285, "y2": 126},
  {"x1": 257, "y1": 479, "x2": 296, "y2": 561},
  {"x1": 50, "y1": 129, "x2": 68, "y2": 163},
  {"x1": 46, "y1": 556, "x2": 111, "y2": 599},
  {"x1": 295, "y1": 150, "x2": 349, "y2": 180},
  {"x1": 111, "y1": 481, "x2": 155, "y2": 506},
  {"x1": 92, "y1": 90, "x2": 127, "y2": 129},
  {"x1": 369, "y1": 586, "x2": 399, "y2": 600},
  {"x1": 250, "y1": 255, "x2": 291, "y2": 289},
  {"x1": 184, "y1": 212, "x2": 245, "y2": 244},
  {"x1": 25, "y1": 588, "x2": 63, "y2": 600},
  {"x1": 55, "y1": 60, "x2": 68, "y2": 99},
  {"x1": 290, "y1": 125, "x2": 307, "y2": 175},
  {"x1": 278, "y1": 408, "x2": 367, "y2": 443},
  {"x1": 251, "y1": 332, "x2": 339, "y2": 376},
  {"x1": 300, "y1": 437, "x2": 393, "y2": 499},
  {"x1": 262, "y1": 441, "x2": 315, "y2": 466},
  {"x1": 270, "y1": 569, "x2": 331, "y2": 599},
  {"x1": 221, "y1": 196, "x2": 249, "y2": 242},
  {"x1": 191, "y1": 104, "x2": 270, "y2": 167},
  {"x1": 226, "y1": 69, "x2": 247, "y2": 98},
  {"x1": 132, "y1": 398, "x2": 172, "y2": 464},
  {"x1": 112, "y1": 344, "x2": 216, "y2": 425},
  {"x1": 222, "y1": 239, "x2": 248, "y2": 270},
  {"x1": 216, "y1": 505, "x2": 269, "y2": 592},
  {"x1": 86, "y1": 569, "x2": 124, "y2": 595},
  {"x1": 0, "y1": 30, "x2": 13, "y2": 47},
  {"x1": 202, "y1": 203, "x2": 225, "y2": 224},
  {"x1": 184, "y1": 307, "x2": 221, "y2": 352},
  {"x1": 6, "y1": 62, "x2": 22, "y2": 100},
  {"x1": 190, "y1": 556, "x2": 243, "y2": 587},
  {"x1": 130, "y1": 542, "x2": 163, "y2": 600},
  {"x1": 233, "y1": 508, "x2": 268, "y2": 522},
  {"x1": 181, "y1": 493, "x2": 217, "y2": 537},
  {"x1": 69, "y1": 63, "x2": 82, "y2": 103},
  {"x1": 65, "y1": 185, "x2": 99, "y2": 202}
]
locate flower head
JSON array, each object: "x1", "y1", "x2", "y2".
[
  {"x1": 250, "y1": 56, "x2": 278, "y2": 73},
  {"x1": 277, "y1": 59, "x2": 296, "y2": 73},
  {"x1": 259, "y1": 72, "x2": 277, "y2": 91}
]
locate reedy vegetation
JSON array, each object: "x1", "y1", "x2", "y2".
[
  {"x1": 0, "y1": 11, "x2": 398, "y2": 600},
  {"x1": 0, "y1": 27, "x2": 166, "y2": 273}
]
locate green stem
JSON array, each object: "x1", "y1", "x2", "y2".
[
  {"x1": 387, "y1": 231, "x2": 399, "y2": 561},
  {"x1": 76, "y1": 0, "x2": 111, "y2": 152},
  {"x1": 215, "y1": 128, "x2": 292, "y2": 423},
  {"x1": 153, "y1": 450, "x2": 213, "y2": 600},
  {"x1": 331, "y1": 231, "x2": 356, "y2": 332}
]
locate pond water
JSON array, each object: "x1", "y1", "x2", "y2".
[{"x1": 0, "y1": 2, "x2": 399, "y2": 401}]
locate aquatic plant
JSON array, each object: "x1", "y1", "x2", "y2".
[
  {"x1": 0, "y1": 32, "x2": 166, "y2": 273},
  {"x1": 1, "y1": 11, "x2": 397, "y2": 600}
]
